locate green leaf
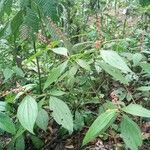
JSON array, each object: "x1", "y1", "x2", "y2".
[
  {"x1": 34, "y1": 0, "x2": 58, "y2": 21},
  {"x1": 30, "y1": 135, "x2": 44, "y2": 149},
  {"x1": 137, "y1": 86, "x2": 150, "y2": 91},
  {"x1": 51, "y1": 47, "x2": 68, "y2": 56},
  {"x1": 14, "y1": 125, "x2": 25, "y2": 141},
  {"x1": 74, "y1": 111, "x2": 84, "y2": 130},
  {"x1": 83, "y1": 109, "x2": 117, "y2": 145},
  {"x1": 0, "y1": 101, "x2": 7, "y2": 112},
  {"x1": 0, "y1": 143, "x2": 2, "y2": 150},
  {"x1": 67, "y1": 65, "x2": 78, "y2": 88},
  {"x1": 7, "y1": 140, "x2": 15, "y2": 150},
  {"x1": 132, "y1": 53, "x2": 143, "y2": 66},
  {"x1": 98, "y1": 61, "x2": 129, "y2": 85},
  {"x1": 11, "y1": 11, "x2": 23, "y2": 36},
  {"x1": 0, "y1": 112, "x2": 16, "y2": 134},
  {"x1": 0, "y1": 22, "x2": 11, "y2": 38},
  {"x1": 139, "y1": 0, "x2": 150, "y2": 7},
  {"x1": 17, "y1": 96, "x2": 38, "y2": 134},
  {"x1": 49, "y1": 89, "x2": 66, "y2": 96},
  {"x1": 121, "y1": 115, "x2": 142, "y2": 150},
  {"x1": 0, "y1": 0, "x2": 13, "y2": 17},
  {"x1": 36, "y1": 109, "x2": 49, "y2": 131},
  {"x1": 24, "y1": 8, "x2": 39, "y2": 33},
  {"x1": 3, "y1": 68, "x2": 14, "y2": 81},
  {"x1": 122, "y1": 104, "x2": 150, "y2": 118},
  {"x1": 49, "y1": 96, "x2": 73, "y2": 132},
  {"x1": 12, "y1": 66, "x2": 24, "y2": 77},
  {"x1": 44, "y1": 61, "x2": 68, "y2": 90},
  {"x1": 126, "y1": 92, "x2": 133, "y2": 101},
  {"x1": 76, "y1": 59, "x2": 91, "y2": 71},
  {"x1": 15, "y1": 135, "x2": 25, "y2": 150},
  {"x1": 140, "y1": 63, "x2": 150, "y2": 74},
  {"x1": 101, "y1": 50, "x2": 132, "y2": 73}
]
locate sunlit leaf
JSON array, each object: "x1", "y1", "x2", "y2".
[
  {"x1": 101, "y1": 50, "x2": 132, "y2": 73},
  {"x1": 17, "y1": 96, "x2": 38, "y2": 133},
  {"x1": 51, "y1": 47, "x2": 68, "y2": 56},
  {"x1": 83, "y1": 109, "x2": 117, "y2": 145},
  {"x1": 140, "y1": 63, "x2": 150, "y2": 74},
  {"x1": 36, "y1": 109, "x2": 49, "y2": 131},
  {"x1": 0, "y1": 101, "x2": 7, "y2": 112},
  {"x1": 49, "y1": 89, "x2": 66, "y2": 96},
  {"x1": 121, "y1": 115, "x2": 142, "y2": 150},
  {"x1": 132, "y1": 53, "x2": 143, "y2": 66},
  {"x1": 122, "y1": 104, "x2": 150, "y2": 118},
  {"x1": 98, "y1": 61, "x2": 129, "y2": 85},
  {"x1": 49, "y1": 96, "x2": 73, "y2": 132},
  {"x1": 76, "y1": 59, "x2": 91, "y2": 71},
  {"x1": 137, "y1": 86, "x2": 150, "y2": 91}
]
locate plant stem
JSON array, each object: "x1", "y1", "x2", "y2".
[{"x1": 33, "y1": 41, "x2": 42, "y2": 94}]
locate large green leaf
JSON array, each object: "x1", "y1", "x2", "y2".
[
  {"x1": 122, "y1": 104, "x2": 150, "y2": 118},
  {"x1": 36, "y1": 109, "x2": 49, "y2": 131},
  {"x1": 98, "y1": 61, "x2": 129, "y2": 85},
  {"x1": 0, "y1": 112, "x2": 16, "y2": 134},
  {"x1": 49, "y1": 97, "x2": 73, "y2": 132},
  {"x1": 101, "y1": 50, "x2": 132, "y2": 73},
  {"x1": 121, "y1": 115, "x2": 142, "y2": 150},
  {"x1": 44, "y1": 61, "x2": 68, "y2": 90},
  {"x1": 17, "y1": 96, "x2": 38, "y2": 134},
  {"x1": 83, "y1": 109, "x2": 117, "y2": 145}
]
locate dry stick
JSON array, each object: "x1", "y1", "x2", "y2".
[{"x1": 33, "y1": 41, "x2": 42, "y2": 94}]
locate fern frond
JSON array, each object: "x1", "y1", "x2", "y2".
[
  {"x1": 20, "y1": 25, "x2": 31, "y2": 41},
  {"x1": 33, "y1": 0, "x2": 59, "y2": 21},
  {"x1": 23, "y1": 8, "x2": 39, "y2": 33},
  {"x1": 11, "y1": 11, "x2": 23, "y2": 36}
]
